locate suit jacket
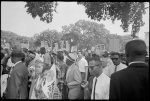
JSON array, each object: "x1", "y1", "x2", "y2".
[
  {"x1": 109, "y1": 62, "x2": 149, "y2": 100},
  {"x1": 6, "y1": 62, "x2": 28, "y2": 99}
]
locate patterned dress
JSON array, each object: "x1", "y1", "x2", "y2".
[{"x1": 30, "y1": 64, "x2": 62, "y2": 99}]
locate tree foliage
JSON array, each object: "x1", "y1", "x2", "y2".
[
  {"x1": 25, "y1": 2, "x2": 147, "y2": 37},
  {"x1": 33, "y1": 29, "x2": 61, "y2": 48},
  {"x1": 25, "y1": 2, "x2": 58, "y2": 23},
  {"x1": 61, "y1": 20, "x2": 110, "y2": 50},
  {"x1": 77, "y1": 2, "x2": 147, "y2": 38}
]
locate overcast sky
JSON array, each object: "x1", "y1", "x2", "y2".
[{"x1": 1, "y1": 2, "x2": 149, "y2": 39}]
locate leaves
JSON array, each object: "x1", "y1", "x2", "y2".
[
  {"x1": 25, "y1": 2, "x2": 58, "y2": 23},
  {"x1": 61, "y1": 20, "x2": 110, "y2": 50},
  {"x1": 24, "y1": 2, "x2": 147, "y2": 38},
  {"x1": 78, "y1": 2, "x2": 146, "y2": 38},
  {"x1": 33, "y1": 29, "x2": 61, "y2": 48}
]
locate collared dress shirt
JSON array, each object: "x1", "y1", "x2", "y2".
[
  {"x1": 115, "y1": 63, "x2": 127, "y2": 72},
  {"x1": 91, "y1": 73, "x2": 110, "y2": 99}
]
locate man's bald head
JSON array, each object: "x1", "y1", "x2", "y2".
[{"x1": 125, "y1": 39, "x2": 147, "y2": 59}]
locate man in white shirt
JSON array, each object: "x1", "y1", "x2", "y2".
[
  {"x1": 102, "y1": 52, "x2": 127, "y2": 77},
  {"x1": 77, "y1": 51, "x2": 88, "y2": 81},
  {"x1": 88, "y1": 54, "x2": 110, "y2": 99},
  {"x1": 102, "y1": 54, "x2": 115, "y2": 77},
  {"x1": 110, "y1": 52, "x2": 127, "y2": 72},
  {"x1": 76, "y1": 51, "x2": 88, "y2": 99}
]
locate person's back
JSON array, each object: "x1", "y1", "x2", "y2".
[
  {"x1": 110, "y1": 63, "x2": 149, "y2": 100},
  {"x1": 6, "y1": 61, "x2": 28, "y2": 99},
  {"x1": 109, "y1": 39, "x2": 149, "y2": 100},
  {"x1": 6, "y1": 50, "x2": 28, "y2": 99}
]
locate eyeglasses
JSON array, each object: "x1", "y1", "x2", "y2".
[
  {"x1": 89, "y1": 64, "x2": 99, "y2": 69},
  {"x1": 111, "y1": 58, "x2": 119, "y2": 60}
]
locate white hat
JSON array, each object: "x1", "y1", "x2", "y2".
[{"x1": 67, "y1": 52, "x2": 78, "y2": 62}]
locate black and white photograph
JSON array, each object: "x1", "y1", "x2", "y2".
[{"x1": 1, "y1": 1, "x2": 149, "y2": 100}]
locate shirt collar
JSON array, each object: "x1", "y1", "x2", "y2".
[
  {"x1": 116, "y1": 63, "x2": 122, "y2": 67},
  {"x1": 14, "y1": 61, "x2": 22, "y2": 67},
  {"x1": 96, "y1": 72, "x2": 105, "y2": 80},
  {"x1": 129, "y1": 61, "x2": 146, "y2": 66}
]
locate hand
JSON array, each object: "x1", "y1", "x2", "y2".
[
  {"x1": 64, "y1": 81, "x2": 67, "y2": 85},
  {"x1": 81, "y1": 81, "x2": 88, "y2": 88}
]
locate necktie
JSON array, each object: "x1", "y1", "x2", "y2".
[
  {"x1": 93, "y1": 78, "x2": 97, "y2": 99},
  {"x1": 114, "y1": 65, "x2": 117, "y2": 72}
]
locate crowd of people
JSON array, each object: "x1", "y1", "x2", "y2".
[{"x1": 1, "y1": 39, "x2": 149, "y2": 100}]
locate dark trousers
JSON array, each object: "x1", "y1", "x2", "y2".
[
  {"x1": 80, "y1": 87, "x2": 84, "y2": 99},
  {"x1": 58, "y1": 83, "x2": 68, "y2": 99},
  {"x1": 62, "y1": 84, "x2": 68, "y2": 99}
]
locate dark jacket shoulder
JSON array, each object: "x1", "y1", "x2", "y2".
[
  {"x1": 111, "y1": 62, "x2": 149, "y2": 78},
  {"x1": 13, "y1": 62, "x2": 28, "y2": 75}
]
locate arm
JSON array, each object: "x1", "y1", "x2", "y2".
[
  {"x1": 85, "y1": 68, "x2": 88, "y2": 81},
  {"x1": 1, "y1": 65, "x2": 3, "y2": 75},
  {"x1": 81, "y1": 72, "x2": 86, "y2": 82},
  {"x1": 84, "y1": 61, "x2": 88, "y2": 81}
]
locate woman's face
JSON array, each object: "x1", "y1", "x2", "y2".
[{"x1": 35, "y1": 63, "x2": 44, "y2": 75}]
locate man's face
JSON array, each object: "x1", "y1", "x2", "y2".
[
  {"x1": 111, "y1": 54, "x2": 121, "y2": 66},
  {"x1": 89, "y1": 60, "x2": 100, "y2": 76}
]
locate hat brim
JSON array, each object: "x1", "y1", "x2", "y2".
[{"x1": 86, "y1": 65, "x2": 95, "y2": 67}]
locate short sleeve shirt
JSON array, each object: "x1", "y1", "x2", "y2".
[{"x1": 78, "y1": 57, "x2": 88, "y2": 72}]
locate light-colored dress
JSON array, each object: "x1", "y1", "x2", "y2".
[{"x1": 29, "y1": 64, "x2": 62, "y2": 99}]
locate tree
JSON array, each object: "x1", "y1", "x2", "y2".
[
  {"x1": 61, "y1": 20, "x2": 110, "y2": 50},
  {"x1": 25, "y1": 2, "x2": 58, "y2": 23},
  {"x1": 33, "y1": 29, "x2": 61, "y2": 48},
  {"x1": 77, "y1": 2, "x2": 148, "y2": 38},
  {"x1": 24, "y1": 2, "x2": 148, "y2": 37}
]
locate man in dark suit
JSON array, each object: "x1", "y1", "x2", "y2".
[
  {"x1": 109, "y1": 39, "x2": 149, "y2": 100},
  {"x1": 6, "y1": 49, "x2": 28, "y2": 99}
]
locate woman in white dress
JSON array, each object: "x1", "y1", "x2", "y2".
[{"x1": 29, "y1": 59, "x2": 61, "y2": 99}]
